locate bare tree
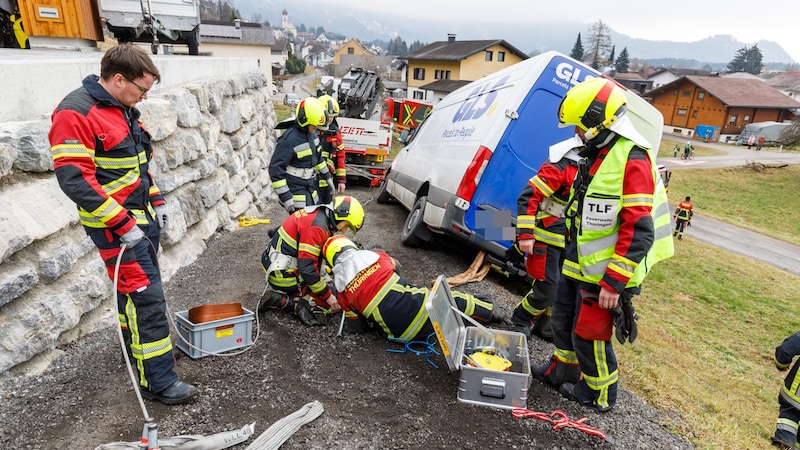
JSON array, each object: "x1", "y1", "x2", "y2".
[{"x1": 585, "y1": 20, "x2": 614, "y2": 69}]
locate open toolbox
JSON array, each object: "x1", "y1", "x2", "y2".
[{"x1": 426, "y1": 275, "x2": 531, "y2": 410}]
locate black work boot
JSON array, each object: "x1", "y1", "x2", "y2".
[
  {"x1": 258, "y1": 291, "x2": 289, "y2": 314},
  {"x1": 141, "y1": 379, "x2": 197, "y2": 405},
  {"x1": 511, "y1": 306, "x2": 533, "y2": 339}
]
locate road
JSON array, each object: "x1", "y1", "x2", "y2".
[{"x1": 660, "y1": 139, "x2": 800, "y2": 276}]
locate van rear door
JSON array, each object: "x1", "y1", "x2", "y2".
[{"x1": 463, "y1": 55, "x2": 599, "y2": 244}]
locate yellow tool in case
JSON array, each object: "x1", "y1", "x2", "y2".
[{"x1": 426, "y1": 275, "x2": 531, "y2": 410}]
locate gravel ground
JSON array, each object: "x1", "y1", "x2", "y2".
[{"x1": 0, "y1": 184, "x2": 693, "y2": 449}]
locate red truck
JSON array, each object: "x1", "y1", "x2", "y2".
[
  {"x1": 381, "y1": 98, "x2": 433, "y2": 132},
  {"x1": 337, "y1": 117, "x2": 392, "y2": 186}
]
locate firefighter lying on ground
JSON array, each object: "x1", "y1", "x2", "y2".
[
  {"x1": 771, "y1": 330, "x2": 800, "y2": 449},
  {"x1": 259, "y1": 196, "x2": 364, "y2": 326},
  {"x1": 322, "y1": 235, "x2": 505, "y2": 342}
]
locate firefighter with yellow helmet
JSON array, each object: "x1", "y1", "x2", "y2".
[
  {"x1": 321, "y1": 234, "x2": 504, "y2": 341},
  {"x1": 533, "y1": 77, "x2": 673, "y2": 412},
  {"x1": 317, "y1": 94, "x2": 347, "y2": 203},
  {"x1": 269, "y1": 97, "x2": 335, "y2": 213},
  {"x1": 259, "y1": 196, "x2": 364, "y2": 326}
]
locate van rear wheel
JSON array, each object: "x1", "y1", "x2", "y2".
[
  {"x1": 401, "y1": 196, "x2": 428, "y2": 247},
  {"x1": 376, "y1": 179, "x2": 391, "y2": 204}
]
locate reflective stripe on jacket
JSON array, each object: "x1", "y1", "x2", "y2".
[{"x1": 563, "y1": 138, "x2": 673, "y2": 287}]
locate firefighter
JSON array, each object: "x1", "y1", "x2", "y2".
[
  {"x1": 673, "y1": 196, "x2": 694, "y2": 240},
  {"x1": 48, "y1": 44, "x2": 196, "y2": 405},
  {"x1": 533, "y1": 78, "x2": 673, "y2": 412},
  {"x1": 322, "y1": 235, "x2": 504, "y2": 342},
  {"x1": 772, "y1": 330, "x2": 800, "y2": 449},
  {"x1": 259, "y1": 196, "x2": 364, "y2": 326},
  {"x1": 317, "y1": 94, "x2": 346, "y2": 203},
  {"x1": 509, "y1": 135, "x2": 582, "y2": 342},
  {"x1": 269, "y1": 97, "x2": 335, "y2": 214}
]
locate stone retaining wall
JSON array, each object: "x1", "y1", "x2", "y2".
[{"x1": 0, "y1": 70, "x2": 277, "y2": 374}]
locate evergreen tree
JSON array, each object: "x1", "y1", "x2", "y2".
[
  {"x1": 409, "y1": 40, "x2": 427, "y2": 52},
  {"x1": 570, "y1": 33, "x2": 584, "y2": 61},
  {"x1": 609, "y1": 45, "x2": 615, "y2": 63},
  {"x1": 286, "y1": 45, "x2": 306, "y2": 74},
  {"x1": 615, "y1": 47, "x2": 630, "y2": 73},
  {"x1": 387, "y1": 36, "x2": 409, "y2": 55},
  {"x1": 727, "y1": 44, "x2": 764, "y2": 74}
]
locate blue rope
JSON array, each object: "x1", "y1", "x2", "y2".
[{"x1": 387, "y1": 332, "x2": 440, "y2": 369}]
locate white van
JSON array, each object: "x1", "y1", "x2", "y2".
[
  {"x1": 378, "y1": 51, "x2": 663, "y2": 278},
  {"x1": 99, "y1": 0, "x2": 201, "y2": 55}
]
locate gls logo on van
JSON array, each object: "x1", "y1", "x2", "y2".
[
  {"x1": 451, "y1": 75, "x2": 510, "y2": 124},
  {"x1": 551, "y1": 57, "x2": 598, "y2": 91}
]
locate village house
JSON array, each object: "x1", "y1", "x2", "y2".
[
  {"x1": 645, "y1": 76, "x2": 800, "y2": 142},
  {"x1": 401, "y1": 34, "x2": 527, "y2": 104},
  {"x1": 195, "y1": 20, "x2": 274, "y2": 87}
]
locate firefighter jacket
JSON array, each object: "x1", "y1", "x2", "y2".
[
  {"x1": 776, "y1": 331, "x2": 800, "y2": 409},
  {"x1": 562, "y1": 135, "x2": 673, "y2": 293},
  {"x1": 516, "y1": 154, "x2": 580, "y2": 249},
  {"x1": 267, "y1": 206, "x2": 335, "y2": 303},
  {"x1": 674, "y1": 201, "x2": 693, "y2": 222},
  {"x1": 333, "y1": 249, "x2": 428, "y2": 341},
  {"x1": 49, "y1": 75, "x2": 165, "y2": 236},
  {"x1": 319, "y1": 119, "x2": 346, "y2": 186},
  {"x1": 331, "y1": 249, "x2": 494, "y2": 342},
  {"x1": 269, "y1": 124, "x2": 334, "y2": 208}
]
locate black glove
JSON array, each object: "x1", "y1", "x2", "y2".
[
  {"x1": 504, "y1": 241, "x2": 525, "y2": 266},
  {"x1": 293, "y1": 299, "x2": 324, "y2": 326},
  {"x1": 612, "y1": 291, "x2": 638, "y2": 344}
]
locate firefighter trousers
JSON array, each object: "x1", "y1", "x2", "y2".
[
  {"x1": 511, "y1": 242, "x2": 563, "y2": 328},
  {"x1": 550, "y1": 276, "x2": 618, "y2": 410},
  {"x1": 89, "y1": 223, "x2": 178, "y2": 393}
]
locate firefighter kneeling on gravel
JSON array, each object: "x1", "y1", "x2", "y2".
[
  {"x1": 322, "y1": 235, "x2": 505, "y2": 342},
  {"x1": 259, "y1": 196, "x2": 364, "y2": 325}
]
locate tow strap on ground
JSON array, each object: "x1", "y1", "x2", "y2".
[
  {"x1": 511, "y1": 408, "x2": 614, "y2": 444},
  {"x1": 239, "y1": 216, "x2": 271, "y2": 227},
  {"x1": 438, "y1": 251, "x2": 491, "y2": 287}
]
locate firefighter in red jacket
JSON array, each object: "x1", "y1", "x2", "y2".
[
  {"x1": 534, "y1": 78, "x2": 673, "y2": 412},
  {"x1": 269, "y1": 97, "x2": 335, "y2": 213},
  {"x1": 317, "y1": 94, "x2": 346, "y2": 203},
  {"x1": 322, "y1": 235, "x2": 504, "y2": 342},
  {"x1": 509, "y1": 136, "x2": 582, "y2": 341},
  {"x1": 259, "y1": 196, "x2": 364, "y2": 326},
  {"x1": 772, "y1": 331, "x2": 800, "y2": 449},
  {"x1": 673, "y1": 196, "x2": 693, "y2": 240},
  {"x1": 48, "y1": 44, "x2": 196, "y2": 405}
]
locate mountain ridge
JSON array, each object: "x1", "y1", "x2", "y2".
[{"x1": 238, "y1": 2, "x2": 796, "y2": 66}]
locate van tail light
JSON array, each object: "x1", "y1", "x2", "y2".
[{"x1": 455, "y1": 146, "x2": 492, "y2": 202}]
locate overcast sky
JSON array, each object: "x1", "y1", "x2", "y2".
[{"x1": 279, "y1": 0, "x2": 799, "y2": 62}]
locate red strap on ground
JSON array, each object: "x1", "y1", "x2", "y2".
[{"x1": 511, "y1": 408, "x2": 613, "y2": 443}]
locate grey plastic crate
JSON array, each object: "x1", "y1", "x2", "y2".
[{"x1": 174, "y1": 308, "x2": 254, "y2": 359}]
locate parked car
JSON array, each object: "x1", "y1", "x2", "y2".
[
  {"x1": 284, "y1": 93, "x2": 300, "y2": 108},
  {"x1": 378, "y1": 51, "x2": 664, "y2": 280}
]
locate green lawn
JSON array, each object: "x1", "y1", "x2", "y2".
[{"x1": 616, "y1": 145, "x2": 800, "y2": 448}]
